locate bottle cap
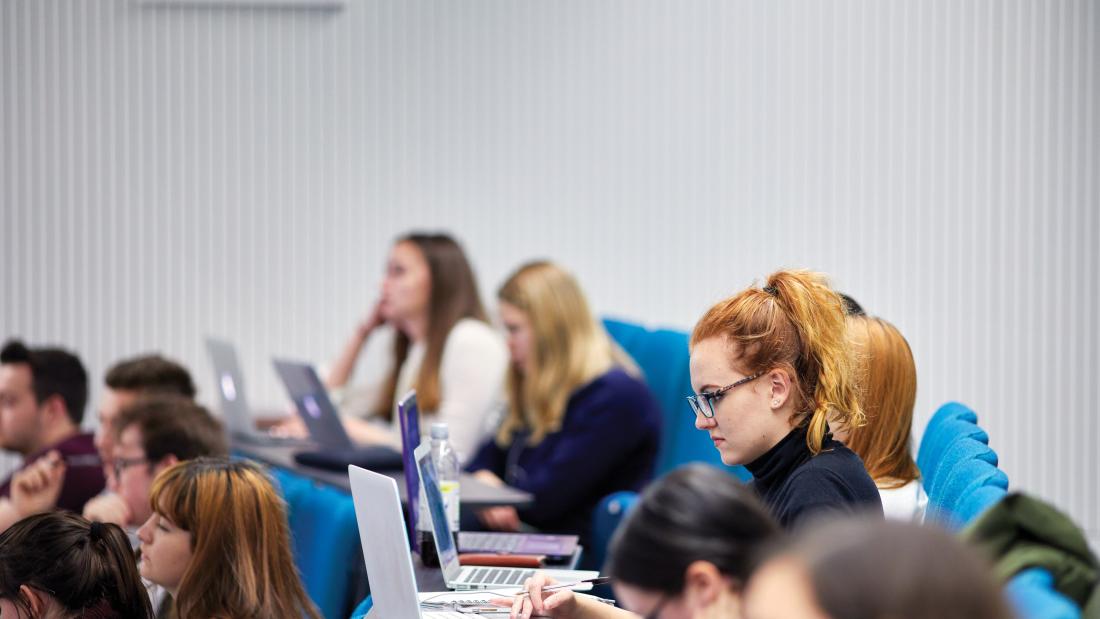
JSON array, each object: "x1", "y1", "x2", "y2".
[{"x1": 430, "y1": 422, "x2": 449, "y2": 440}]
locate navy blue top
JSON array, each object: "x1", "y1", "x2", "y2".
[
  {"x1": 747, "y1": 426, "x2": 883, "y2": 529},
  {"x1": 467, "y1": 368, "x2": 661, "y2": 538}
]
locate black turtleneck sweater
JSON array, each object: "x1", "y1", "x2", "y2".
[{"x1": 746, "y1": 426, "x2": 883, "y2": 529}]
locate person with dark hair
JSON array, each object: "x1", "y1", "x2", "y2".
[
  {"x1": 0, "y1": 511, "x2": 153, "y2": 618},
  {"x1": 743, "y1": 518, "x2": 1016, "y2": 619},
  {"x1": 96, "y1": 354, "x2": 197, "y2": 475},
  {"x1": 310, "y1": 232, "x2": 508, "y2": 462},
  {"x1": 0, "y1": 340, "x2": 103, "y2": 532},
  {"x1": 687, "y1": 270, "x2": 882, "y2": 528},
  {"x1": 92, "y1": 396, "x2": 227, "y2": 534},
  {"x1": 505, "y1": 464, "x2": 782, "y2": 618}
]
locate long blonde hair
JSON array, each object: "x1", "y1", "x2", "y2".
[
  {"x1": 496, "y1": 261, "x2": 636, "y2": 445},
  {"x1": 843, "y1": 316, "x2": 920, "y2": 488},
  {"x1": 149, "y1": 458, "x2": 321, "y2": 619},
  {"x1": 690, "y1": 269, "x2": 863, "y2": 455}
]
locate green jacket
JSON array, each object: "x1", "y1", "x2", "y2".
[{"x1": 962, "y1": 492, "x2": 1099, "y2": 618}]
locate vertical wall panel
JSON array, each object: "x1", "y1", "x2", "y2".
[{"x1": 1, "y1": 0, "x2": 1097, "y2": 545}]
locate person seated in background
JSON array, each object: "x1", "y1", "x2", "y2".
[
  {"x1": 94, "y1": 354, "x2": 197, "y2": 479},
  {"x1": 833, "y1": 315, "x2": 927, "y2": 521},
  {"x1": 688, "y1": 270, "x2": 882, "y2": 528},
  {"x1": 743, "y1": 518, "x2": 1016, "y2": 619},
  {"x1": 467, "y1": 261, "x2": 661, "y2": 540},
  {"x1": 316, "y1": 232, "x2": 508, "y2": 462},
  {"x1": 138, "y1": 457, "x2": 320, "y2": 619},
  {"x1": 92, "y1": 395, "x2": 227, "y2": 532},
  {"x1": 505, "y1": 464, "x2": 782, "y2": 619},
  {"x1": 0, "y1": 340, "x2": 104, "y2": 532},
  {"x1": 0, "y1": 511, "x2": 153, "y2": 618}
]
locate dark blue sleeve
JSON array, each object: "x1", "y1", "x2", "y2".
[
  {"x1": 465, "y1": 437, "x2": 506, "y2": 477},
  {"x1": 515, "y1": 379, "x2": 658, "y2": 524}
]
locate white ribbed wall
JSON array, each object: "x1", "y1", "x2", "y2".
[{"x1": 2, "y1": 1, "x2": 1097, "y2": 545}]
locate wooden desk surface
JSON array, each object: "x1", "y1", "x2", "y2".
[{"x1": 234, "y1": 442, "x2": 533, "y2": 509}]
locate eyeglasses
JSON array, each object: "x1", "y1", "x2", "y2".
[
  {"x1": 686, "y1": 372, "x2": 763, "y2": 418},
  {"x1": 642, "y1": 594, "x2": 670, "y2": 619},
  {"x1": 112, "y1": 455, "x2": 149, "y2": 479}
]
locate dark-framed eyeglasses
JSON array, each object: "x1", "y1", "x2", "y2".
[
  {"x1": 686, "y1": 372, "x2": 764, "y2": 418},
  {"x1": 112, "y1": 455, "x2": 149, "y2": 480}
]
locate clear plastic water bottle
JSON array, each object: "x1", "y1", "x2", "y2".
[{"x1": 430, "y1": 422, "x2": 461, "y2": 534}]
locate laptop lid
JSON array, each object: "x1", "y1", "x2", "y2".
[
  {"x1": 415, "y1": 442, "x2": 464, "y2": 586},
  {"x1": 348, "y1": 465, "x2": 425, "y2": 618},
  {"x1": 397, "y1": 390, "x2": 421, "y2": 550},
  {"x1": 204, "y1": 337, "x2": 251, "y2": 435},
  {"x1": 271, "y1": 358, "x2": 354, "y2": 449}
]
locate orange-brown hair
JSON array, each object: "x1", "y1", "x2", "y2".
[
  {"x1": 376, "y1": 233, "x2": 489, "y2": 418},
  {"x1": 690, "y1": 269, "x2": 863, "y2": 455},
  {"x1": 843, "y1": 316, "x2": 920, "y2": 488},
  {"x1": 149, "y1": 458, "x2": 320, "y2": 619}
]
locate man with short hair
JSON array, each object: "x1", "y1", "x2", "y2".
[
  {"x1": 0, "y1": 340, "x2": 104, "y2": 531},
  {"x1": 105, "y1": 395, "x2": 227, "y2": 528},
  {"x1": 95, "y1": 354, "x2": 197, "y2": 472}
]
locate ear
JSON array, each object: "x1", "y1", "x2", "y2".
[
  {"x1": 682, "y1": 560, "x2": 725, "y2": 609},
  {"x1": 766, "y1": 369, "x2": 793, "y2": 411},
  {"x1": 154, "y1": 454, "x2": 180, "y2": 474},
  {"x1": 40, "y1": 394, "x2": 69, "y2": 423},
  {"x1": 19, "y1": 584, "x2": 46, "y2": 615}
]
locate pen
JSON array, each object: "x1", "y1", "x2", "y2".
[{"x1": 514, "y1": 576, "x2": 611, "y2": 598}]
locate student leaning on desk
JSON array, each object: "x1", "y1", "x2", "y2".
[
  {"x1": 466, "y1": 261, "x2": 661, "y2": 541},
  {"x1": 500, "y1": 464, "x2": 781, "y2": 619}
]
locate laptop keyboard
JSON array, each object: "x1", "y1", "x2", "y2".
[{"x1": 466, "y1": 567, "x2": 535, "y2": 586}]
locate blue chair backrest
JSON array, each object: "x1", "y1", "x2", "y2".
[
  {"x1": 1006, "y1": 568, "x2": 1082, "y2": 619},
  {"x1": 919, "y1": 406, "x2": 988, "y2": 491},
  {"x1": 603, "y1": 318, "x2": 751, "y2": 481},
  {"x1": 956, "y1": 483, "x2": 1008, "y2": 525},
  {"x1": 349, "y1": 595, "x2": 373, "y2": 619},
  {"x1": 272, "y1": 467, "x2": 361, "y2": 619}
]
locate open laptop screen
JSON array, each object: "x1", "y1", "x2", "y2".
[
  {"x1": 415, "y1": 443, "x2": 459, "y2": 574},
  {"x1": 397, "y1": 390, "x2": 421, "y2": 549}
]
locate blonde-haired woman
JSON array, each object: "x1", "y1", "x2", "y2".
[
  {"x1": 468, "y1": 261, "x2": 661, "y2": 538},
  {"x1": 688, "y1": 270, "x2": 881, "y2": 528},
  {"x1": 136, "y1": 458, "x2": 320, "y2": 619},
  {"x1": 835, "y1": 315, "x2": 926, "y2": 521}
]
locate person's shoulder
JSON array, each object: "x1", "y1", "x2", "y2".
[
  {"x1": 445, "y1": 318, "x2": 504, "y2": 349},
  {"x1": 53, "y1": 432, "x2": 98, "y2": 456}
]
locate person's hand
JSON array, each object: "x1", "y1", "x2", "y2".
[
  {"x1": 11, "y1": 451, "x2": 65, "y2": 517},
  {"x1": 83, "y1": 492, "x2": 132, "y2": 526},
  {"x1": 355, "y1": 299, "x2": 386, "y2": 341},
  {"x1": 479, "y1": 506, "x2": 522, "y2": 532},
  {"x1": 269, "y1": 414, "x2": 309, "y2": 439},
  {"x1": 491, "y1": 574, "x2": 580, "y2": 619}
]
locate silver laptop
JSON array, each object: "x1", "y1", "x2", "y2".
[
  {"x1": 414, "y1": 443, "x2": 599, "y2": 590},
  {"x1": 347, "y1": 465, "x2": 507, "y2": 618},
  {"x1": 271, "y1": 358, "x2": 355, "y2": 450},
  {"x1": 205, "y1": 338, "x2": 306, "y2": 446}
]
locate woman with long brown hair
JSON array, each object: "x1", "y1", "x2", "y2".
[
  {"x1": 835, "y1": 315, "x2": 926, "y2": 521},
  {"x1": 137, "y1": 458, "x2": 320, "y2": 619},
  {"x1": 324, "y1": 232, "x2": 508, "y2": 462},
  {"x1": 688, "y1": 269, "x2": 881, "y2": 527}
]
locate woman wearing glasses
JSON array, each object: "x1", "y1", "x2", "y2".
[
  {"x1": 467, "y1": 261, "x2": 661, "y2": 539},
  {"x1": 503, "y1": 464, "x2": 782, "y2": 619},
  {"x1": 687, "y1": 269, "x2": 881, "y2": 527}
]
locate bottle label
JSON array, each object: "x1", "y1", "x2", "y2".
[{"x1": 440, "y1": 480, "x2": 460, "y2": 532}]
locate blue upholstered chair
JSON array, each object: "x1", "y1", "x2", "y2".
[
  {"x1": 1006, "y1": 568, "x2": 1082, "y2": 619},
  {"x1": 349, "y1": 595, "x2": 373, "y2": 619},
  {"x1": 589, "y1": 319, "x2": 751, "y2": 569},
  {"x1": 272, "y1": 467, "x2": 361, "y2": 619}
]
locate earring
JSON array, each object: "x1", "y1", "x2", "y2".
[{"x1": 772, "y1": 400, "x2": 780, "y2": 407}]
